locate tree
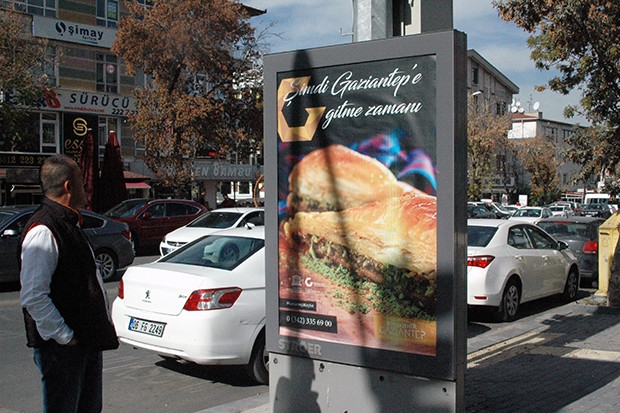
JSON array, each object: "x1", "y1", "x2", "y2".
[
  {"x1": 519, "y1": 136, "x2": 560, "y2": 205},
  {"x1": 467, "y1": 96, "x2": 512, "y2": 201},
  {"x1": 0, "y1": 10, "x2": 49, "y2": 152},
  {"x1": 493, "y1": 1, "x2": 620, "y2": 195},
  {"x1": 113, "y1": 0, "x2": 263, "y2": 194}
]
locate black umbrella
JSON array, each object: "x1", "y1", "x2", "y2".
[{"x1": 98, "y1": 131, "x2": 127, "y2": 213}]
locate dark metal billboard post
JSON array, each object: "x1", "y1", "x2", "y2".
[{"x1": 264, "y1": 30, "x2": 467, "y2": 412}]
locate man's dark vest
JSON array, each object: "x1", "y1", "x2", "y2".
[{"x1": 20, "y1": 197, "x2": 119, "y2": 351}]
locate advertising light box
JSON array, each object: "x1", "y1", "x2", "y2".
[{"x1": 265, "y1": 31, "x2": 467, "y2": 381}]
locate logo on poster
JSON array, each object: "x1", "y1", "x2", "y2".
[{"x1": 277, "y1": 77, "x2": 326, "y2": 143}]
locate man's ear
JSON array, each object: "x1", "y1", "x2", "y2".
[{"x1": 63, "y1": 179, "x2": 72, "y2": 194}]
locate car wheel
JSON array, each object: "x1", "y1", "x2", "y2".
[
  {"x1": 95, "y1": 249, "x2": 118, "y2": 282},
  {"x1": 562, "y1": 268, "x2": 579, "y2": 302},
  {"x1": 497, "y1": 278, "x2": 520, "y2": 322},
  {"x1": 219, "y1": 243, "x2": 239, "y2": 265},
  {"x1": 246, "y1": 332, "x2": 269, "y2": 385}
]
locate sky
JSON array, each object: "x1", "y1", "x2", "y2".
[{"x1": 244, "y1": 0, "x2": 588, "y2": 125}]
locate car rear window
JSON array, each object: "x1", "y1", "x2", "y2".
[
  {"x1": 538, "y1": 222, "x2": 594, "y2": 238},
  {"x1": 468, "y1": 226, "x2": 497, "y2": 247}
]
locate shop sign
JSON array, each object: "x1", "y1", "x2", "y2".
[
  {"x1": 40, "y1": 89, "x2": 137, "y2": 117},
  {"x1": 32, "y1": 15, "x2": 117, "y2": 48}
]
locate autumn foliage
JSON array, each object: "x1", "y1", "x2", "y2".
[{"x1": 113, "y1": 0, "x2": 263, "y2": 192}]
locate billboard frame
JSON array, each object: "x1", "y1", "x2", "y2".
[{"x1": 264, "y1": 29, "x2": 467, "y2": 390}]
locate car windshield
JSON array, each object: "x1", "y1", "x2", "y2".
[
  {"x1": 468, "y1": 226, "x2": 498, "y2": 247},
  {"x1": 160, "y1": 234, "x2": 264, "y2": 270},
  {"x1": 104, "y1": 199, "x2": 148, "y2": 218},
  {"x1": 538, "y1": 222, "x2": 590, "y2": 238},
  {"x1": 187, "y1": 211, "x2": 242, "y2": 228},
  {"x1": 514, "y1": 209, "x2": 540, "y2": 218}
]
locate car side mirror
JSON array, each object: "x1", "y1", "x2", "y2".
[
  {"x1": 558, "y1": 240, "x2": 570, "y2": 251},
  {"x1": 1, "y1": 229, "x2": 19, "y2": 238}
]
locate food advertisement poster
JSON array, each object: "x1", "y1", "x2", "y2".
[{"x1": 277, "y1": 53, "x2": 439, "y2": 361}]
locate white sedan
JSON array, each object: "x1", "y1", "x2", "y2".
[
  {"x1": 508, "y1": 206, "x2": 553, "y2": 224},
  {"x1": 112, "y1": 226, "x2": 268, "y2": 384},
  {"x1": 467, "y1": 219, "x2": 579, "y2": 321},
  {"x1": 159, "y1": 207, "x2": 264, "y2": 255}
]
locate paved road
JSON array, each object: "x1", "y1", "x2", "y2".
[
  {"x1": 0, "y1": 255, "x2": 268, "y2": 413},
  {"x1": 3, "y1": 255, "x2": 616, "y2": 413}
]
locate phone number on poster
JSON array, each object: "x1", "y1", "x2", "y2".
[{"x1": 280, "y1": 310, "x2": 338, "y2": 333}]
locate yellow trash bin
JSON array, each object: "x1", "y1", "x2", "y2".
[{"x1": 597, "y1": 212, "x2": 620, "y2": 296}]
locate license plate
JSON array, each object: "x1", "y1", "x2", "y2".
[{"x1": 129, "y1": 317, "x2": 166, "y2": 337}]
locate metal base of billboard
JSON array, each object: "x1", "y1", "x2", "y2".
[{"x1": 269, "y1": 353, "x2": 461, "y2": 413}]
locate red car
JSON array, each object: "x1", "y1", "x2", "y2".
[{"x1": 104, "y1": 199, "x2": 208, "y2": 252}]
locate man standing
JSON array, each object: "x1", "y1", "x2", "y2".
[{"x1": 20, "y1": 155, "x2": 118, "y2": 413}]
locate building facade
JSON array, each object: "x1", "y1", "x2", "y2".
[
  {"x1": 0, "y1": 0, "x2": 264, "y2": 208},
  {"x1": 510, "y1": 111, "x2": 591, "y2": 201}
]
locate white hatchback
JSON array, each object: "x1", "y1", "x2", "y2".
[
  {"x1": 467, "y1": 219, "x2": 579, "y2": 321},
  {"x1": 159, "y1": 207, "x2": 264, "y2": 255},
  {"x1": 112, "y1": 226, "x2": 268, "y2": 384}
]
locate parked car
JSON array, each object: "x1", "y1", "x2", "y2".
[
  {"x1": 582, "y1": 203, "x2": 613, "y2": 219},
  {"x1": 548, "y1": 205, "x2": 572, "y2": 217},
  {"x1": 537, "y1": 216, "x2": 605, "y2": 287},
  {"x1": 467, "y1": 204, "x2": 496, "y2": 219},
  {"x1": 508, "y1": 206, "x2": 553, "y2": 224},
  {"x1": 487, "y1": 202, "x2": 513, "y2": 219},
  {"x1": 112, "y1": 226, "x2": 267, "y2": 384},
  {"x1": 159, "y1": 207, "x2": 264, "y2": 255},
  {"x1": 0, "y1": 206, "x2": 134, "y2": 283},
  {"x1": 104, "y1": 198, "x2": 208, "y2": 251},
  {"x1": 500, "y1": 205, "x2": 519, "y2": 215},
  {"x1": 467, "y1": 219, "x2": 579, "y2": 321}
]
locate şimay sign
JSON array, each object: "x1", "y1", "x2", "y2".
[{"x1": 32, "y1": 15, "x2": 117, "y2": 48}]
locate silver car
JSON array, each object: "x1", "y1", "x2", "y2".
[{"x1": 0, "y1": 206, "x2": 135, "y2": 283}]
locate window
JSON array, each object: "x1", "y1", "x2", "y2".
[
  {"x1": 527, "y1": 227, "x2": 556, "y2": 250},
  {"x1": 40, "y1": 112, "x2": 59, "y2": 153},
  {"x1": 96, "y1": 0, "x2": 118, "y2": 28},
  {"x1": 96, "y1": 53, "x2": 118, "y2": 93},
  {"x1": 472, "y1": 66, "x2": 479, "y2": 85},
  {"x1": 544, "y1": 126, "x2": 558, "y2": 139},
  {"x1": 4, "y1": 0, "x2": 57, "y2": 17},
  {"x1": 507, "y1": 227, "x2": 532, "y2": 249},
  {"x1": 29, "y1": 46, "x2": 57, "y2": 87},
  {"x1": 98, "y1": 117, "x2": 120, "y2": 150},
  {"x1": 496, "y1": 101, "x2": 506, "y2": 116}
]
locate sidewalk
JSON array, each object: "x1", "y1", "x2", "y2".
[{"x1": 202, "y1": 296, "x2": 620, "y2": 413}]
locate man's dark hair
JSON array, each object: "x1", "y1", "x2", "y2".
[{"x1": 40, "y1": 155, "x2": 76, "y2": 198}]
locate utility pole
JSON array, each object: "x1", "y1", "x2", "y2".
[{"x1": 353, "y1": 0, "x2": 453, "y2": 41}]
